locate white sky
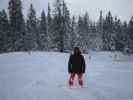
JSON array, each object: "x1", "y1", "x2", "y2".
[{"x1": 0, "y1": 0, "x2": 133, "y2": 21}]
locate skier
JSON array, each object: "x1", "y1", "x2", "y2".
[{"x1": 68, "y1": 47, "x2": 86, "y2": 87}]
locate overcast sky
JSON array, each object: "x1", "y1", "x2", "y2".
[{"x1": 0, "y1": 0, "x2": 133, "y2": 21}]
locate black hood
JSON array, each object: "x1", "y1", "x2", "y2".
[{"x1": 74, "y1": 47, "x2": 81, "y2": 55}]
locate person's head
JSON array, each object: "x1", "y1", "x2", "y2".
[{"x1": 73, "y1": 47, "x2": 81, "y2": 55}]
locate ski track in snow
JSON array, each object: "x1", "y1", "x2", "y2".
[{"x1": 0, "y1": 51, "x2": 133, "y2": 100}]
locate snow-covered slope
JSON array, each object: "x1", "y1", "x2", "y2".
[{"x1": 0, "y1": 51, "x2": 133, "y2": 100}]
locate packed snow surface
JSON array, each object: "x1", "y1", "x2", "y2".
[{"x1": 0, "y1": 51, "x2": 133, "y2": 100}]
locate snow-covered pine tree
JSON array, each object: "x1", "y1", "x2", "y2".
[
  {"x1": 77, "y1": 15, "x2": 87, "y2": 53},
  {"x1": 77, "y1": 16, "x2": 83, "y2": 51},
  {"x1": 82, "y1": 13, "x2": 90, "y2": 52},
  {"x1": 77, "y1": 13, "x2": 94, "y2": 53},
  {"x1": 25, "y1": 4, "x2": 38, "y2": 51},
  {"x1": 121, "y1": 21, "x2": 129, "y2": 53},
  {"x1": 103, "y1": 11, "x2": 114, "y2": 51},
  {"x1": 0, "y1": 10, "x2": 10, "y2": 52},
  {"x1": 88, "y1": 20, "x2": 97, "y2": 50},
  {"x1": 127, "y1": 17, "x2": 133, "y2": 53},
  {"x1": 8, "y1": 0, "x2": 25, "y2": 51},
  {"x1": 47, "y1": 3, "x2": 53, "y2": 51},
  {"x1": 114, "y1": 17, "x2": 123, "y2": 51},
  {"x1": 39, "y1": 10, "x2": 48, "y2": 51},
  {"x1": 36, "y1": 18, "x2": 41, "y2": 50},
  {"x1": 52, "y1": 0, "x2": 64, "y2": 52},
  {"x1": 96, "y1": 11, "x2": 104, "y2": 50},
  {"x1": 69, "y1": 16, "x2": 77, "y2": 51},
  {"x1": 62, "y1": 0, "x2": 71, "y2": 52}
]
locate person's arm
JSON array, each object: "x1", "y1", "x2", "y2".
[
  {"x1": 82, "y1": 55, "x2": 86, "y2": 73},
  {"x1": 68, "y1": 55, "x2": 72, "y2": 73}
]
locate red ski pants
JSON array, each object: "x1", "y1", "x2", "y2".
[{"x1": 68, "y1": 73, "x2": 83, "y2": 86}]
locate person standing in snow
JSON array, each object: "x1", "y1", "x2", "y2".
[{"x1": 68, "y1": 47, "x2": 86, "y2": 87}]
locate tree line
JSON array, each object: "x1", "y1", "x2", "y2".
[{"x1": 0, "y1": 0, "x2": 133, "y2": 53}]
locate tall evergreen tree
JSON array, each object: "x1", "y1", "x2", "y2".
[
  {"x1": 47, "y1": 3, "x2": 52, "y2": 51},
  {"x1": 39, "y1": 10, "x2": 48, "y2": 51},
  {"x1": 0, "y1": 10, "x2": 10, "y2": 52},
  {"x1": 62, "y1": 0, "x2": 71, "y2": 51},
  {"x1": 69, "y1": 16, "x2": 77, "y2": 51},
  {"x1": 77, "y1": 13, "x2": 92, "y2": 53},
  {"x1": 88, "y1": 20, "x2": 97, "y2": 50},
  {"x1": 128, "y1": 17, "x2": 133, "y2": 53},
  {"x1": 82, "y1": 13, "x2": 90, "y2": 52},
  {"x1": 114, "y1": 17, "x2": 123, "y2": 51},
  {"x1": 8, "y1": 0, "x2": 25, "y2": 51},
  {"x1": 121, "y1": 21, "x2": 128, "y2": 52},
  {"x1": 52, "y1": 0, "x2": 64, "y2": 52},
  {"x1": 97, "y1": 11, "x2": 104, "y2": 50},
  {"x1": 103, "y1": 11, "x2": 114, "y2": 50},
  {"x1": 77, "y1": 16, "x2": 83, "y2": 50},
  {"x1": 47, "y1": 3, "x2": 52, "y2": 27},
  {"x1": 25, "y1": 4, "x2": 38, "y2": 51}
]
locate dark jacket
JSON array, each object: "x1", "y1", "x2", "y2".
[{"x1": 68, "y1": 53, "x2": 86, "y2": 74}]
